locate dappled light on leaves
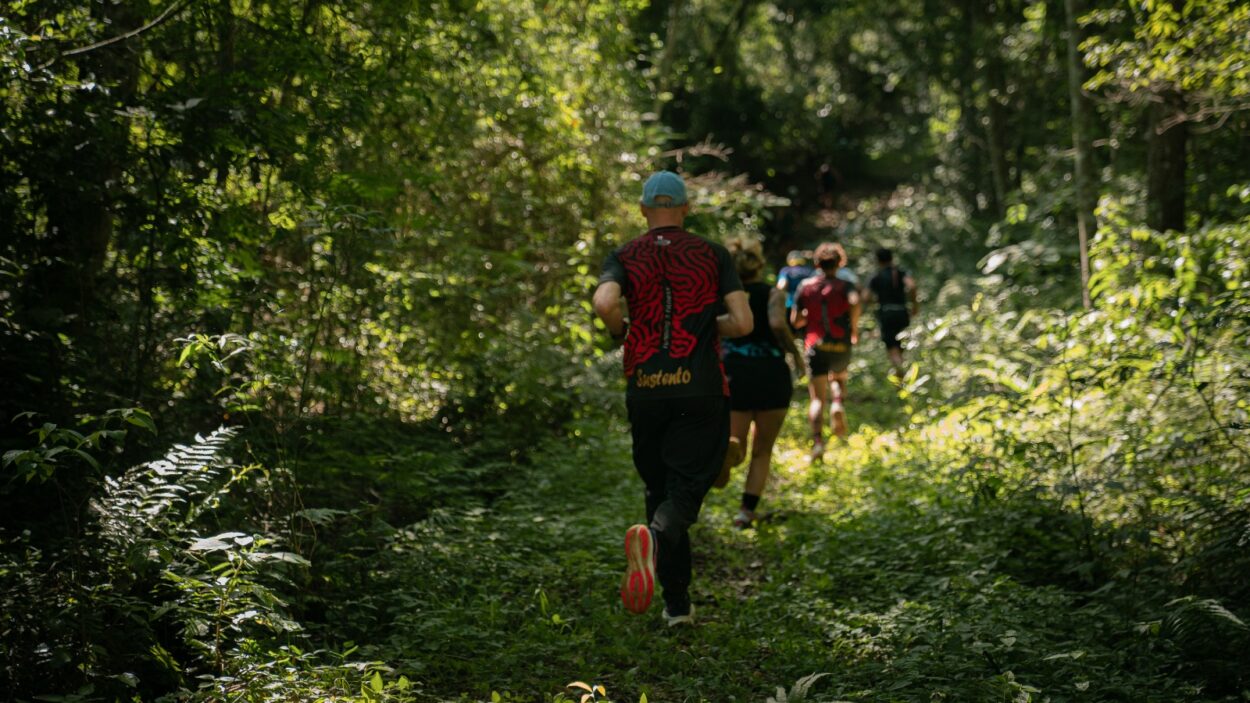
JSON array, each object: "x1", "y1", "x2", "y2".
[{"x1": 1, "y1": 0, "x2": 1249, "y2": 700}]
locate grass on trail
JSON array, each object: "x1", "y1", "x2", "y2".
[{"x1": 312, "y1": 355, "x2": 1209, "y2": 703}]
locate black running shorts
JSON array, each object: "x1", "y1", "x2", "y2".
[
  {"x1": 806, "y1": 341, "x2": 852, "y2": 375},
  {"x1": 725, "y1": 356, "x2": 792, "y2": 411},
  {"x1": 878, "y1": 309, "x2": 910, "y2": 350}
]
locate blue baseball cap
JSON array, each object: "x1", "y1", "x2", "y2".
[{"x1": 641, "y1": 171, "x2": 688, "y2": 208}]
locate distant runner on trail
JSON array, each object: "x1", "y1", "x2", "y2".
[
  {"x1": 776, "y1": 250, "x2": 814, "y2": 328},
  {"x1": 716, "y1": 237, "x2": 803, "y2": 529},
  {"x1": 792, "y1": 242, "x2": 860, "y2": 462},
  {"x1": 864, "y1": 248, "x2": 918, "y2": 378},
  {"x1": 593, "y1": 170, "x2": 753, "y2": 626}
]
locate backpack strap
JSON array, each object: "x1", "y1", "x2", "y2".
[
  {"x1": 820, "y1": 280, "x2": 834, "y2": 338},
  {"x1": 820, "y1": 278, "x2": 844, "y2": 339}
]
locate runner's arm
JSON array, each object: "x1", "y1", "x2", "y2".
[
  {"x1": 790, "y1": 280, "x2": 808, "y2": 330},
  {"x1": 904, "y1": 274, "x2": 918, "y2": 316},
  {"x1": 849, "y1": 290, "x2": 861, "y2": 345},
  {"x1": 593, "y1": 281, "x2": 627, "y2": 340},
  {"x1": 767, "y1": 288, "x2": 802, "y2": 365},
  {"x1": 790, "y1": 296, "x2": 805, "y2": 329},
  {"x1": 717, "y1": 290, "x2": 753, "y2": 338}
]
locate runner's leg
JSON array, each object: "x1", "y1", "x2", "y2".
[
  {"x1": 881, "y1": 312, "x2": 909, "y2": 379},
  {"x1": 807, "y1": 373, "x2": 827, "y2": 445},
  {"x1": 623, "y1": 398, "x2": 671, "y2": 613},
  {"x1": 888, "y1": 347, "x2": 905, "y2": 377},
  {"x1": 729, "y1": 410, "x2": 752, "y2": 449},
  {"x1": 716, "y1": 409, "x2": 751, "y2": 487},
  {"x1": 743, "y1": 408, "x2": 787, "y2": 499},
  {"x1": 829, "y1": 371, "x2": 849, "y2": 439},
  {"x1": 652, "y1": 396, "x2": 729, "y2": 609},
  {"x1": 627, "y1": 398, "x2": 669, "y2": 523}
]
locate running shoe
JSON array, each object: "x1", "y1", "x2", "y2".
[
  {"x1": 805, "y1": 440, "x2": 825, "y2": 462},
  {"x1": 714, "y1": 437, "x2": 744, "y2": 489},
  {"x1": 663, "y1": 601, "x2": 695, "y2": 627},
  {"x1": 732, "y1": 508, "x2": 757, "y2": 529},
  {"x1": 620, "y1": 524, "x2": 656, "y2": 614}
]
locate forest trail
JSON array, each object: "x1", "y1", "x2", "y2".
[
  {"x1": 322, "y1": 354, "x2": 1176, "y2": 703},
  {"x1": 7, "y1": 2, "x2": 1249, "y2": 700}
]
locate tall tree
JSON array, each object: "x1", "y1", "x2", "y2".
[
  {"x1": 1063, "y1": 0, "x2": 1094, "y2": 307},
  {"x1": 1145, "y1": 0, "x2": 1189, "y2": 233},
  {"x1": 1146, "y1": 89, "x2": 1188, "y2": 233}
]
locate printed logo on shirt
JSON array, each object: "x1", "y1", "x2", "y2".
[{"x1": 633, "y1": 366, "x2": 693, "y2": 389}]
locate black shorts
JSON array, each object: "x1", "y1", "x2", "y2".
[
  {"x1": 806, "y1": 340, "x2": 852, "y2": 375},
  {"x1": 878, "y1": 309, "x2": 910, "y2": 350},
  {"x1": 725, "y1": 356, "x2": 792, "y2": 411}
]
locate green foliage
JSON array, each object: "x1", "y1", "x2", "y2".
[
  {"x1": 3, "y1": 0, "x2": 1250, "y2": 701},
  {"x1": 2, "y1": 408, "x2": 155, "y2": 484},
  {"x1": 1084, "y1": 1, "x2": 1250, "y2": 112},
  {"x1": 682, "y1": 170, "x2": 791, "y2": 243},
  {"x1": 0, "y1": 427, "x2": 315, "y2": 699}
]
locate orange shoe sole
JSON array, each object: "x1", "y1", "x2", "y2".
[{"x1": 620, "y1": 525, "x2": 655, "y2": 614}]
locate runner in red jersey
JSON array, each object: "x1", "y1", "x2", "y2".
[
  {"x1": 791, "y1": 242, "x2": 860, "y2": 462},
  {"x1": 593, "y1": 171, "x2": 752, "y2": 626}
]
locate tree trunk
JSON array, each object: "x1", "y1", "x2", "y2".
[
  {"x1": 654, "y1": 0, "x2": 686, "y2": 116},
  {"x1": 984, "y1": 48, "x2": 1012, "y2": 219},
  {"x1": 1146, "y1": 90, "x2": 1188, "y2": 233},
  {"x1": 956, "y1": 1, "x2": 988, "y2": 215},
  {"x1": 1063, "y1": 0, "x2": 1094, "y2": 309},
  {"x1": 35, "y1": 0, "x2": 142, "y2": 323}
]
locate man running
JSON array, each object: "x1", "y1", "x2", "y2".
[
  {"x1": 792, "y1": 242, "x2": 859, "y2": 462},
  {"x1": 593, "y1": 170, "x2": 753, "y2": 626},
  {"x1": 864, "y1": 248, "x2": 918, "y2": 378},
  {"x1": 776, "y1": 250, "x2": 814, "y2": 328}
]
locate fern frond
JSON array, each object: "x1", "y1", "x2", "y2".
[
  {"x1": 1161, "y1": 595, "x2": 1250, "y2": 646},
  {"x1": 91, "y1": 427, "x2": 239, "y2": 549},
  {"x1": 789, "y1": 672, "x2": 831, "y2": 701},
  {"x1": 766, "y1": 673, "x2": 834, "y2": 703}
]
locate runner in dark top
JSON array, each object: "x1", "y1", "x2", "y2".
[
  {"x1": 776, "y1": 250, "x2": 814, "y2": 329},
  {"x1": 865, "y1": 247, "x2": 918, "y2": 378},
  {"x1": 717, "y1": 238, "x2": 802, "y2": 528},
  {"x1": 792, "y1": 242, "x2": 860, "y2": 462},
  {"x1": 593, "y1": 170, "x2": 752, "y2": 626}
]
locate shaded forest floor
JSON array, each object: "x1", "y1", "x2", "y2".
[{"x1": 291, "y1": 351, "x2": 1216, "y2": 703}]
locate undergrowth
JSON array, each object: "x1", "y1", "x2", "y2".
[{"x1": 4, "y1": 210, "x2": 1247, "y2": 702}]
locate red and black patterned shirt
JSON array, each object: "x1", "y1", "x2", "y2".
[{"x1": 599, "y1": 227, "x2": 742, "y2": 398}]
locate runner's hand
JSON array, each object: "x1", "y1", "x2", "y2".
[{"x1": 789, "y1": 357, "x2": 805, "y2": 383}]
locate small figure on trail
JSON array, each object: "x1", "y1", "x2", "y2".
[
  {"x1": 776, "y1": 250, "x2": 814, "y2": 328},
  {"x1": 791, "y1": 242, "x2": 860, "y2": 462},
  {"x1": 593, "y1": 170, "x2": 753, "y2": 626},
  {"x1": 864, "y1": 248, "x2": 918, "y2": 378},
  {"x1": 716, "y1": 237, "x2": 803, "y2": 529}
]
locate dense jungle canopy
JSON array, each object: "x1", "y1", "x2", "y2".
[{"x1": 1, "y1": 1, "x2": 1249, "y2": 701}]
